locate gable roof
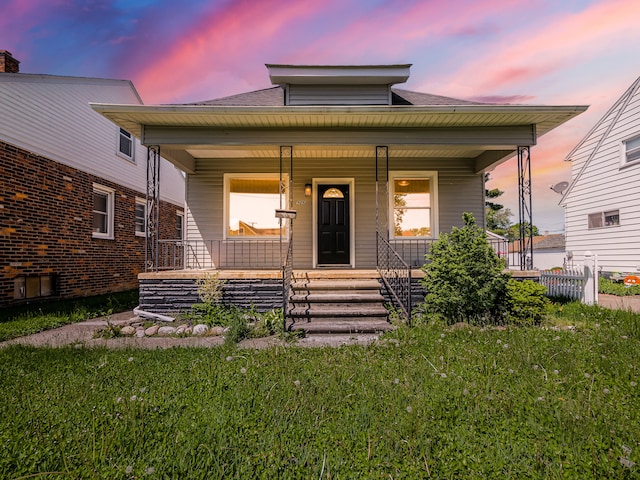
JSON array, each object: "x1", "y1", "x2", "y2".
[
  {"x1": 561, "y1": 74, "x2": 640, "y2": 203},
  {"x1": 509, "y1": 234, "x2": 565, "y2": 253}
]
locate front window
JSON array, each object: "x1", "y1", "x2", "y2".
[
  {"x1": 135, "y1": 198, "x2": 146, "y2": 236},
  {"x1": 92, "y1": 184, "x2": 114, "y2": 239},
  {"x1": 390, "y1": 172, "x2": 437, "y2": 238},
  {"x1": 225, "y1": 174, "x2": 288, "y2": 238}
]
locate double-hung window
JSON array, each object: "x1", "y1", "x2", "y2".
[
  {"x1": 118, "y1": 128, "x2": 134, "y2": 161},
  {"x1": 92, "y1": 184, "x2": 114, "y2": 239},
  {"x1": 623, "y1": 135, "x2": 640, "y2": 165},
  {"x1": 390, "y1": 171, "x2": 438, "y2": 238},
  {"x1": 176, "y1": 211, "x2": 184, "y2": 240},
  {"x1": 224, "y1": 174, "x2": 288, "y2": 238},
  {"x1": 135, "y1": 198, "x2": 146, "y2": 236}
]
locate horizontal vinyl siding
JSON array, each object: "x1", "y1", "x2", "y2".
[
  {"x1": 0, "y1": 76, "x2": 184, "y2": 205},
  {"x1": 288, "y1": 84, "x2": 390, "y2": 105},
  {"x1": 565, "y1": 83, "x2": 640, "y2": 272},
  {"x1": 186, "y1": 156, "x2": 483, "y2": 269}
]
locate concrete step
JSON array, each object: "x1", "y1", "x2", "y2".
[
  {"x1": 289, "y1": 305, "x2": 388, "y2": 318},
  {"x1": 290, "y1": 293, "x2": 384, "y2": 303},
  {"x1": 290, "y1": 319, "x2": 394, "y2": 334},
  {"x1": 291, "y1": 279, "x2": 381, "y2": 291}
]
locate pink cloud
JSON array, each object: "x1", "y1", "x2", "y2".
[
  {"x1": 442, "y1": 0, "x2": 640, "y2": 96},
  {"x1": 133, "y1": 0, "x2": 339, "y2": 103}
]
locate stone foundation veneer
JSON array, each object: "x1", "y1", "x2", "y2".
[
  {"x1": 139, "y1": 269, "x2": 428, "y2": 315},
  {"x1": 138, "y1": 271, "x2": 285, "y2": 314}
]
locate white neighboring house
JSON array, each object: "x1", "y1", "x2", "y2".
[
  {"x1": 562, "y1": 74, "x2": 640, "y2": 274},
  {"x1": 0, "y1": 50, "x2": 185, "y2": 306}
]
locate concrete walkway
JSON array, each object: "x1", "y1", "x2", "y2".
[{"x1": 0, "y1": 310, "x2": 382, "y2": 350}]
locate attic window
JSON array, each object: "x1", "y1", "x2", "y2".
[
  {"x1": 118, "y1": 128, "x2": 134, "y2": 161},
  {"x1": 624, "y1": 135, "x2": 640, "y2": 164}
]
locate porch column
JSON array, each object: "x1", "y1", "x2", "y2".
[
  {"x1": 375, "y1": 145, "x2": 389, "y2": 237},
  {"x1": 517, "y1": 145, "x2": 533, "y2": 270},
  {"x1": 146, "y1": 145, "x2": 160, "y2": 272}
]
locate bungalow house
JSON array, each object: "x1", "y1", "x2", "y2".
[
  {"x1": 91, "y1": 63, "x2": 586, "y2": 330},
  {"x1": 562, "y1": 74, "x2": 640, "y2": 274},
  {"x1": 0, "y1": 50, "x2": 185, "y2": 307}
]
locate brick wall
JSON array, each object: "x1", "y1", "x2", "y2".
[{"x1": 0, "y1": 140, "x2": 183, "y2": 306}]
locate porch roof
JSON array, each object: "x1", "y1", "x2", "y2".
[{"x1": 91, "y1": 90, "x2": 587, "y2": 174}]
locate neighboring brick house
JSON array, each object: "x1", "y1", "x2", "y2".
[{"x1": 0, "y1": 51, "x2": 185, "y2": 307}]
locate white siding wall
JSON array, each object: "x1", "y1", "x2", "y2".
[
  {"x1": 185, "y1": 155, "x2": 483, "y2": 269},
  {"x1": 0, "y1": 74, "x2": 184, "y2": 205},
  {"x1": 565, "y1": 83, "x2": 640, "y2": 272}
]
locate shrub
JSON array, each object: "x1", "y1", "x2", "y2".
[
  {"x1": 599, "y1": 277, "x2": 640, "y2": 296},
  {"x1": 504, "y1": 279, "x2": 550, "y2": 325},
  {"x1": 420, "y1": 212, "x2": 509, "y2": 324}
]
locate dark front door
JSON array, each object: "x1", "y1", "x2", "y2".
[{"x1": 318, "y1": 184, "x2": 350, "y2": 265}]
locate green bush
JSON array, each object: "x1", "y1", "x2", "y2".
[
  {"x1": 420, "y1": 212, "x2": 509, "y2": 324},
  {"x1": 504, "y1": 279, "x2": 550, "y2": 325}
]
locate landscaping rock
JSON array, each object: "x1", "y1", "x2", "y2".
[
  {"x1": 192, "y1": 324, "x2": 209, "y2": 336},
  {"x1": 176, "y1": 325, "x2": 187, "y2": 335},
  {"x1": 135, "y1": 329, "x2": 146, "y2": 338},
  {"x1": 158, "y1": 326, "x2": 177, "y2": 336},
  {"x1": 120, "y1": 326, "x2": 136, "y2": 336},
  {"x1": 210, "y1": 326, "x2": 225, "y2": 336},
  {"x1": 145, "y1": 325, "x2": 159, "y2": 336}
]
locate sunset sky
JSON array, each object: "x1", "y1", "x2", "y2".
[{"x1": 3, "y1": 0, "x2": 639, "y2": 233}]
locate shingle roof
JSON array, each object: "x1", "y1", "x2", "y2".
[{"x1": 187, "y1": 86, "x2": 487, "y2": 107}]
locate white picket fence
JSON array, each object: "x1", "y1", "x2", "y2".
[
  {"x1": 539, "y1": 253, "x2": 598, "y2": 304},
  {"x1": 540, "y1": 268, "x2": 586, "y2": 300}
]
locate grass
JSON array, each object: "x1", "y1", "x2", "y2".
[
  {"x1": 0, "y1": 301, "x2": 638, "y2": 478},
  {"x1": 0, "y1": 290, "x2": 138, "y2": 342}
]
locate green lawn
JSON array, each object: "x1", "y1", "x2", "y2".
[
  {"x1": 0, "y1": 290, "x2": 138, "y2": 342},
  {"x1": 1, "y1": 302, "x2": 638, "y2": 478}
]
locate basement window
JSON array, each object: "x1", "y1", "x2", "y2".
[
  {"x1": 588, "y1": 210, "x2": 620, "y2": 229},
  {"x1": 14, "y1": 275, "x2": 58, "y2": 300}
]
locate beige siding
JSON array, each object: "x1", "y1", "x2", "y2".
[
  {"x1": 186, "y1": 155, "x2": 483, "y2": 269},
  {"x1": 288, "y1": 84, "x2": 390, "y2": 105},
  {"x1": 0, "y1": 74, "x2": 184, "y2": 205}
]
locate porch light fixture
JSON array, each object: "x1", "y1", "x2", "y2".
[
  {"x1": 304, "y1": 183, "x2": 312, "y2": 197},
  {"x1": 398, "y1": 180, "x2": 410, "y2": 187}
]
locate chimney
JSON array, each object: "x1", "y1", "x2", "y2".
[{"x1": 0, "y1": 50, "x2": 20, "y2": 73}]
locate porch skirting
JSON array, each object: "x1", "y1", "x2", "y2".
[{"x1": 139, "y1": 270, "x2": 428, "y2": 315}]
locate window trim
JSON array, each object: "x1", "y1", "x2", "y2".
[
  {"x1": 588, "y1": 209, "x2": 620, "y2": 229},
  {"x1": 223, "y1": 173, "x2": 289, "y2": 240},
  {"x1": 134, "y1": 197, "x2": 147, "y2": 237},
  {"x1": 620, "y1": 133, "x2": 640, "y2": 168},
  {"x1": 117, "y1": 127, "x2": 135, "y2": 162},
  {"x1": 92, "y1": 184, "x2": 115, "y2": 239},
  {"x1": 389, "y1": 171, "x2": 439, "y2": 239}
]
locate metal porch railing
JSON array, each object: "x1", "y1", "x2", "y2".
[
  {"x1": 377, "y1": 231, "x2": 412, "y2": 323},
  {"x1": 157, "y1": 239, "x2": 287, "y2": 270}
]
